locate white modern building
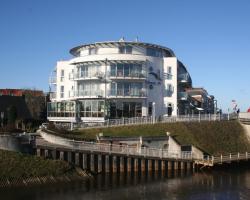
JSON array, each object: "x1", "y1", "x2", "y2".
[{"x1": 47, "y1": 39, "x2": 197, "y2": 124}]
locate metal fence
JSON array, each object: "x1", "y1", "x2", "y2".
[
  {"x1": 40, "y1": 130, "x2": 201, "y2": 161},
  {"x1": 69, "y1": 113, "x2": 237, "y2": 129}
]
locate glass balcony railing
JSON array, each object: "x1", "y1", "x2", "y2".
[
  {"x1": 49, "y1": 76, "x2": 57, "y2": 84},
  {"x1": 76, "y1": 90, "x2": 104, "y2": 97},
  {"x1": 50, "y1": 92, "x2": 56, "y2": 99},
  {"x1": 178, "y1": 73, "x2": 191, "y2": 83},
  {"x1": 109, "y1": 89, "x2": 147, "y2": 97},
  {"x1": 109, "y1": 71, "x2": 147, "y2": 79},
  {"x1": 70, "y1": 71, "x2": 105, "y2": 80},
  {"x1": 178, "y1": 92, "x2": 189, "y2": 100}
]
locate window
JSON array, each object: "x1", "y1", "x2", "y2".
[
  {"x1": 166, "y1": 66, "x2": 172, "y2": 80},
  {"x1": 167, "y1": 66, "x2": 172, "y2": 74},
  {"x1": 60, "y1": 70, "x2": 64, "y2": 82},
  {"x1": 166, "y1": 84, "x2": 173, "y2": 97},
  {"x1": 110, "y1": 63, "x2": 144, "y2": 78},
  {"x1": 146, "y1": 48, "x2": 162, "y2": 57},
  {"x1": 167, "y1": 84, "x2": 173, "y2": 91},
  {"x1": 89, "y1": 47, "x2": 98, "y2": 55},
  {"x1": 60, "y1": 86, "x2": 64, "y2": 98},
  {"x1": 117, "y1": 64, "x2": 123, "y2": 76},
  {"x1": 119, "y1": 45, "x2": 132, "y2": 54},
  {"x1": 79, "y1": 100, "x2": 104, "y2": 118},
  {"x1": 80, "y1": 65, "x2": 88, "y2": 78},
  {"x1": 148, "y1": 102, "x2": 152, "y2": 116},
  {"x1": 111, "y1": 64, "x2": 116, "y2": 76},
  {"x1": 110, "y1": 82, "x2": 143, "y2": 97}
]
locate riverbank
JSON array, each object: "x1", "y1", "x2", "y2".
[
  {"x1": 0, "y1": 150, "x2": 88, "y2": 187},
  {"x1": 48, "y1": 121, "x2": 250, "y2": 155}
]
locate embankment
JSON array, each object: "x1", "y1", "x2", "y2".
[
  {"x1": 0, "y1": 149, "x2": 88, "y2": 187},
  {"x1": 50, "y1": 121, "x2": 250, "y2": 155}
]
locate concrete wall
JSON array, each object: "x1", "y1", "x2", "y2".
[
  {"x1": 0, "y1": 135, "x2": 23, "y2": 152},
  {"x1": 241, "y1": 123, "x2": 250, "y2": 141}
]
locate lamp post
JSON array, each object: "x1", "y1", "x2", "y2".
[
  {"x1": 104, "y1": 58, "x2": 108, "y2": 120},
  {"x1": 152, "y1": 102, "x2": 156, "y2": 124},
  {"x1": 213, "y1": 99, "x2": 217, "y2": 114}
]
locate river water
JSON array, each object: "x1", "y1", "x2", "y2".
[{"x1": 1, "y1": 167, "x2": 250, "y2": 200}]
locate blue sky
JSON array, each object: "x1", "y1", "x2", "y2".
[{"x1": 0, "y1": 0, "x2": 250, "y2": 112}]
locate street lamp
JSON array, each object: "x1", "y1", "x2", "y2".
[
  {"x1": 213, "y1": 99, "x2": 217, "y2": 114},
  {"x1": 152, "y1": 102, "x2": 156, "y2": 124}
]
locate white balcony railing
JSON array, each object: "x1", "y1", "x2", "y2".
[
  {"x1": 109, "y1": 71, "x2": 147, "y2": 79},
  {"x1": 49, "y1": 76, "x2": 57, "y2": 84},
  {"x1": 70, "y1": 71, "x2": 105, "y2": 80},
  {"x1": 76, "y1": 90, "x2": 104, "y2": 97},
  {"x1": 108, "y1": 89, "x2": 147, "y2": 97},
  {"x1": 50, "y1": 92, "x2": 56, "y2": 100}
]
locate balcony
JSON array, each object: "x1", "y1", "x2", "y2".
[
  {"x1": 178, "y1": 92, "x2": 189, "y2": 101},
  {"x1": 76, "y1": 90, "x2": 104, "y2": 98},
  {"x1": 109, "y1": 71, "x2": 147, "y2": 80},
  {"x1": 49, "y1": 76, "x2": 57, "y2": 84},
  {"x1": 109, "y1": 89, "x2": 147, "y2": 98},
  {"x1": 70, "y1": 71, "x2": 105, "y2": 81},
  {"x1": 50, "y1": 92, "x2": 56, "y2": 100},
  {"x1": 178, "y1": 73, "x2": 191, "y2": 83}
]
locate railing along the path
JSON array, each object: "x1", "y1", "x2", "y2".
[
  {"x1": 39, "y1": 131, "x2": 209, "y2": 162},
  {"x1": 212, "y1": 152, "x2": 250, "y2": 164},
  {"x1": 56, "y1": 113, "x2": 237, "y2": 130}
]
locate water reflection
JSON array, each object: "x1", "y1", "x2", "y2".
[{"x1": 1, "y1": 168, "x2": 250, "y2": 200}]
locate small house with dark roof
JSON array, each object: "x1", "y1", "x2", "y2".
[{"x1": 97, "y1": 135, "x2": 181, "y2": 156}]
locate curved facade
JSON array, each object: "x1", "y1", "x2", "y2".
[{"x1": 47, "y1": 40, "x2": 194, "y2": 123}]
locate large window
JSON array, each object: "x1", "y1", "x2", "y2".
[
  {"x1": 109, "y1": 82, "x2": 145, "y2": 97},
  {"x1": 89, "y1": 47, "x2": 98, "y2": 55},
  {"x1": 166, "y1": 66, "x2": 172, "y2": 80},
  {"x1": 47, "y1": 101, "x2": 75, "y2": 117},
  {"x1": 60, "y1": 86, "x2": 64, "y2": 98},
  {"x1": 78, "y1": 83, "x2": 102, "y2": 96},
  {"x1": 60, "y1": 70, "x2": 64, "y2": 82},
  {"x1": 77, "y1": 64, "x2": 101, "y2": 79},
  {"x1": 109, "y1": 101, "x2": 142, "y2": 118},
  {"x1": 110, "y1": 63, "x2": 145, "y2": 78},
  {"x1": 146, "y1": 48, "x2": 162, "y2": 57},
  {"x1": 79, "y1": 100, "x2": 104, "y2": 118},
  {"x1": 119, "y1": 45, "x2": 132, "y2": 54}
]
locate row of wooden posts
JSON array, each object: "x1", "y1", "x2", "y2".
[{"x1": 36, "y1": 147, "x2": 195, "y2": 174}]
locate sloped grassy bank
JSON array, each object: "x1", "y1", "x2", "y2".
[
  {"x1": 50, "y1": 121, "x2": 250, "y2": 155},
  {"x1": 0, "y1": 150, "x2": 85, "y2": 187}
]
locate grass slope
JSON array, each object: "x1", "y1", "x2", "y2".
[
  {"x1": 67, "y1": 121, "x2": 250, "y2": 155},
  {"x1": 0, "y1": 150, "x2": 73, "y2": 179}
]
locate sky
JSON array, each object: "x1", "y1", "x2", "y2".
[{"x1": 0, "y1": 0, "x2": 250, "y2": 112}]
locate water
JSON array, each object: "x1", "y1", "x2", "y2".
[{"x1": 1, "y1": 168, "x2": 250, "y2": 200}]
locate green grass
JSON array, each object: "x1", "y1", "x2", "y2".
[
  {"x1": 0, "y1": 150, "x2": 73, "y2": 179},
  {"x1": 57, "y1": 121, "x2": 250, "y2": 155}
]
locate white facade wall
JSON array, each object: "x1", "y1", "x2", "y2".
[
  {"x1": 163, "y1": 57, "x2": 178, "y2": 116},
  {"x1": 48, "y1": 41, "x2": 192, "y2": 123}
]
